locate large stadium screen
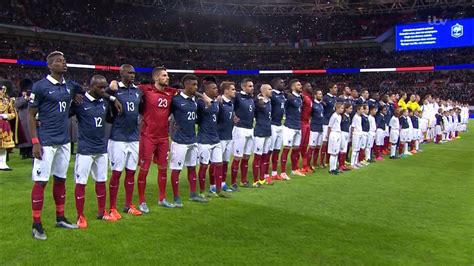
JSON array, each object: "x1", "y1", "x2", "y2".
[{"x1": 395, "y1": 18, "x2": 474, "y2": 51}]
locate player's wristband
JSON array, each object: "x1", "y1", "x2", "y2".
[
  {"x1": 32, "y1": 137, "x2": 40, "y2": 145},
  {"x1": 109, "y1": 96, "x2": 117, "y2": 102}
]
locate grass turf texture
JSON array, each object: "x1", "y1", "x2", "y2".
[{"x1": 1, "y1": 123, "x2": 473, "y2": 265}]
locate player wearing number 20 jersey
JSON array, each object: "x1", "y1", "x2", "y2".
[{"x1": 170, "y1": 74, "x2": 208, "y2": 207}]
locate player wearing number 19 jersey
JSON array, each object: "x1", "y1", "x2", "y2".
[
  {"x1": 29, "y1": 51, "x2": 81, "y2": 240},
  {"x1": 136, "y1": 67, "x2": 177, "y2": 212}
]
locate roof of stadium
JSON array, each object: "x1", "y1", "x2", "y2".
[{"x1": 115, "y1": 0, "x2": 472, "y2": 15}]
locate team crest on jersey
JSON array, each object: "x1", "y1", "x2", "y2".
[
  {"x1": 66, "y1": 88, "x2": 70, "y2": 94},
  {"x1": 136, "y1": 92, "x2": 140, "y2": 98}
]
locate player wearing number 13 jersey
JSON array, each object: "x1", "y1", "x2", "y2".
[
  {"x1": 107, "y1": 65, "x2": 143, "y2": 219},
  {"x1": 136, "y1": 67, "x2": 177, "y2": 212}
]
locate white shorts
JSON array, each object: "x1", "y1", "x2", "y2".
[
  {"x1": 417, "y1": 128, "x2": 423, "y2": 140},
  {"x1": 390, "y1": 129, "x2": 399, "y2": 144},
  {"x1": 429, "y1": 118, "x2": 437, "y2": 128},
  {"x1": 400, "y1": 128, "x2": 410, "y2": 142},
  {"x1": 282, "y1": 126, "x2": 301, "y2": 147},
  {"x1": 74, "y1": 153, "x2": 108, "y2": 185},
  {"x1": 410, "y1": 129, "x2": 418, "y2": 141},
  {"x1": 375, "y1": 128, "x2": 385, "y2": 146},
  {"x1": 270, "y1": 125, "x2": 283, "y2": 151},
  {"x1": 220, "y1": 140, "x2": 233, "y2": 162},
  {"x1": 360, "y1": 132, "x2": 368, "y2": 149},
  {"x1": 170, "y1": 142, "x2": 198, "y2": 170},
  {"x1": 419, "y1": 118, "x2": 428, "y2": 132},
  {"x1": 367, "y1": 132, "x2": 376, "y2": 149},
  {"x1": 327, "y1": 131, "x2": 341, "y2": 155},
  {"x1": 254, "y1": 136, "x2": 272, "y2": 155},
  {"x1": 339, "y1": 132, "x2": 350, "y2": 153},
  {"x1": 384, "y1": 125, "x2": 390, "y2": 137},
  {"x1": 32, "y1": 143, "x2": 71, "y2": 182},
  {"x1": 322, "y1": 125, "x2": 329, "y2": 142},
  {"x1": 309, "y1": 130, "x2": 323, "y2": 147},
  {"x1": 198, "y1": 143, "x2": 223, "y2": 164},
  {"x1": 232, "y1": 126, "x2": 254, "y2": 157},
  {"x1": 108, "y1": 140, "x2": 139, "y2": 171},
  {"x1": 407, "y1": 128, "x2": 413, "y2": 142},
  {"x1": 352, "y1": 134, "x2": 362, "y2": 152},
  {"x1": 435, "y1": 125, "x2": 442, "y2": 135}
]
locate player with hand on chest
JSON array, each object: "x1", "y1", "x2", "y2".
[
  {"x1": 280, "y1": 79, "x2": 305, "y2": 180},
  {"x1": 252, "y1": 84, "x2": 273, "y2": 187}
]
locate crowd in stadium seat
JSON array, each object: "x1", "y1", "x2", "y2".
[
  {"x1": 1, "y1": 36, "x2": 473, "y2": 70},
  {"x1": 1, "y1": 1, "x2": 471, "y2": 43}
]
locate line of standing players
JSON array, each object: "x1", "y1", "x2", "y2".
[{"x1": 28, "y1": 53, "x2": 467, "y2": 241}]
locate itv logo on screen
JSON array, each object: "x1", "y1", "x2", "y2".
[{"x1": 427, "y1": 16, "x2": 447, "y2": 25}]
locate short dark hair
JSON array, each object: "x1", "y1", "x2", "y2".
[
  {"x1": 152, "y1": 66, "x2": 167, "y2": 77},
  {"x1": 343, "y1": 103, "x2": 352, "y2": 109},
  {"x1": 288, "y1": 79, "x2": 300, "y2": 90},
  {"x1": 369, "y1": 106, "x2": 377, "y2": 112},
  {"x1": 241, "y1": 78, "x2": 253, "y2": 86},
  {"x1": 313, "y1": 88, "x2": 322, "y2": 95},
  {"x1": 361, "y1": 88, "x2": 369, "y2": 94},
  {"x1": 271, "y1": 77, "x2": 283, "y2": 88},
  {"x1": 182, "y1": 74, "x2": 198, "y2": 84}
]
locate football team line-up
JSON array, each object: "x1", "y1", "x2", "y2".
[{"x1": 28, "y1": 51, "x2": 470, "y2": 240}]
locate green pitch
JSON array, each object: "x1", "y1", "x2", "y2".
[{"x1": 1, "y1": 123, "x2": 473, "y2": 265}]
